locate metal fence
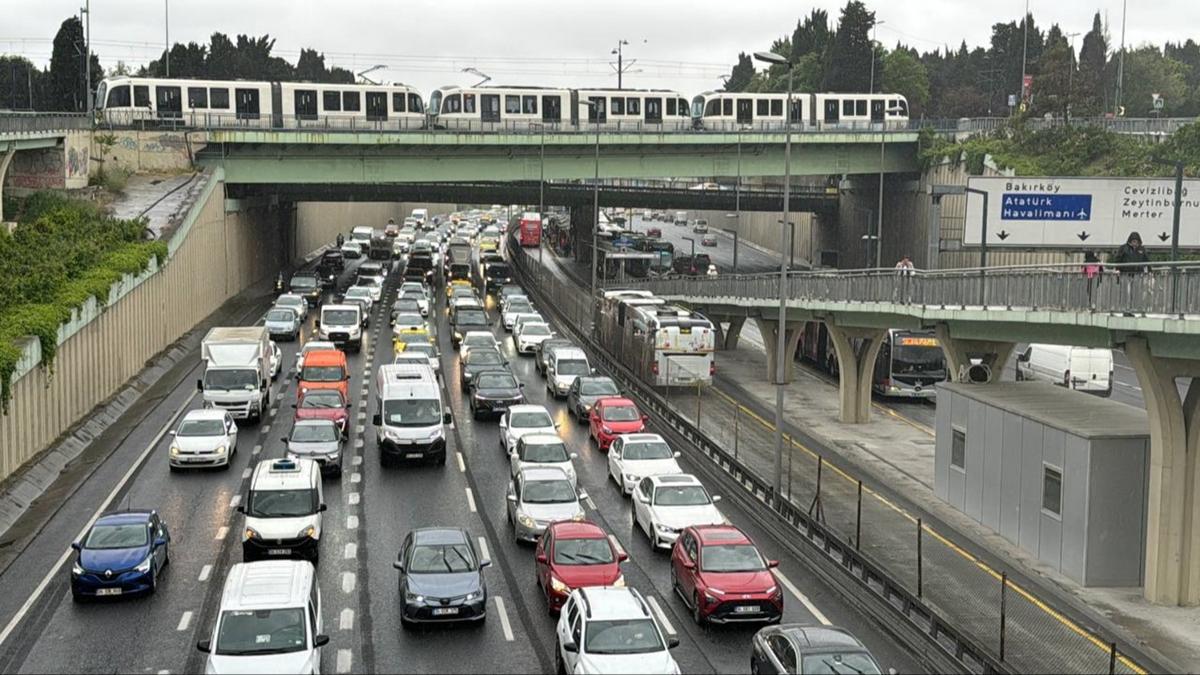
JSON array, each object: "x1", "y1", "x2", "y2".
[
  {"x1": 507, "y1": 241, "x2": 1150, "y2": 674},
  {"x1": 0, "y1": 112, "x2": 91, "y2": 135}
]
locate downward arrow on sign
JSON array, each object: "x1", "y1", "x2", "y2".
[
  {"x1": 1158, "y1": 232, "x2": 1171, "y2": 242},
  {"x1": 1076, "y1": 231, "x2": 1090, "y2": 241},
  {"x1": 996, "y1": 230, "x2": 1010, "y2": 241}
]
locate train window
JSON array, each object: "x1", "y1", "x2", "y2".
[
  {"x1": 392, "y1": 92, "x2": 407, "y2": 113},
  {"x1": 522, "y1": 96, "x2": 537, "y2": 114},
  {"x1": 108, "y1": 85, "x2": 131, "y2": 108},
  {"x1": 770, "y1": 99, "x2": 782, "y2": 116},
  {"x1": 134, "y1": 85, "x2": 150, "y2": 107},
  {"x1": 294, "y1": 90, "x2": 318, "y2": 120},
  {"x1": 541, "y1": 95, "x2": 560, "y2": 122},
  {"x1": 645, "y1": 97, "x2": 661, "y2": 122},
  {"x1": 704, "y1": 99, "x2": 720, "y2": 116},
  {"x1": 756, "y1": 99, "x2": 769, "y2": 116},
  {"x1": 187, "y1": 87, "x2": 208, "y2": 109},
  {"x1": 666, "y1": 98, "x2": 677, "y2": 116},
  {"x1": 342, "y1": 91, "x2": 361, "y2": 112},
  {"x1": 463, "y1": 94, "x2": 475, "y2": 114},
  {"x1": 842, "y1": 100, "x2": 854, "y2": 116},
  {"x1": 721, "y1": 98, "x2": 733, "y2": 116},
  {"x1": 210, "y1": 88, "x2": 229, "y2": 109},
  {"x1": 626, "y1": 98, "x2": 639, "y2": 115},
  {"x1": 505, "y1": 95, "x2": 521, "y2": 114},
  {"x1": 323, "y1": 91, "x2": 341, "y2": 112},
  {"x1": 895, "y1": 99, "x2": 908, "y2": 116},
  {"x1": 586, "y1": 97, "x2": 605, "y2": 122},
  {"x1": 611, "y1": 97, "x2": 624, "y2": 115},
  {"x1": 445, "y1": 94, "x2": 461, "y2": 114},
  {"x1": 408, "y1": 93, "x2": 423, "y2": 113},
  {"x1": 856, "y1": 100, "x2": 867, "y2": 116},
  {"x1": 678, "y1": 98, "x2": 689, "y2": 115}
]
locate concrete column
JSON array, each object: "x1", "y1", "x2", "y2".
[
  {"x1": 754, "y1": 317, "x2": 804, "y2": 384},
  {"x1": 935, "y1": 323, "x2": 1016, "y2": 383},
  {"x1": 1125, "y1": 336, "x2": 1200, "y2": 606},
  {"x1": 825, "y1": 324, "x2": 886, "y2": 424},
  {"x1": 569, "y1": 203, "x2": 595, "y2": 265},
  {"x1": 0, "y1": 143, "x2": 15, "y2": 224},
  {"x1": 724, "y1": 316, "x2": 747, "y2": 351}
]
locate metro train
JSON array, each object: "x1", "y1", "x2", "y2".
[{"x1": 94, "y1": 76, "x2": 909, "y2": 131}]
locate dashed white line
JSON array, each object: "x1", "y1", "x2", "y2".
[
  {"x1": 456, "y1": 452, "x2": 466, "y2": 472},
  {"x1": 262, "y1": 424, "x2": 271, "y2": 434},
  {"x1": 608, "y1": 534, "x2": 626, "y2": 558},
  {"x1": 350, "y1": 472, "x2": 362, "y2": 484},
  {"x1": 342, "y1": 572, "x2": 356, "y2": 593},
  {"x1": 269, "y1": 408, "x2": 278, "y2": 418},
  {"x1": 252, "y1": 444, "x2": 262, "y2": 456},
  {"x1": 347, "y1": 515, "x2": 359, "y2": 530},
  {"x1": 336, "y1": 648, "x2": 352, "y2": 674},
  {"x1": 229, "y1": 495, "x2": 241, "y2": 508},
  {"x1": 477, "y1": 536, "x2": 490, "y2": 562},
  {"x1": 356, "y1": 412, "x2": 366, "y2": 421},
  {"x1": 339, "y1": 608, "x2": 354, "y2": 631},
  {"x1": 352, "y1": 455, "x2": 363, "y2": 466},
  {"x1": 241, "y1": 468, "x2": 252, "y2": 479},
  {"x1": 583, "y1": 496, "x2": 597, "y2": 511},
  {"x1": 355, "y1": 424, "x2": 365, "y2": 435},
  {"x1": 773, "y1": 569, "x2": 831, "y2": 625},
  {"x1": 215, "y1": 526, "x2": 229, "y2": 541},
  {"x1": 354, "y1": 437, "x2": 364, "y2": 448},
  {"x1": 348, "y1": 492, "x2": 360, "y2": 505},
  {"x1": 157, "y1": 670, "x2": 169, "y2": 674},
  {"x1": 344, "y1": 543, "x2": 357, "y2": 560},
  {"x1": 494, "y1": 597, "x2": 515, "y2": 642},
  {"x1": 465, "y1": 487, "x2": 477, "y2": 512},
  {"x1": 198, "y1": 564, "x2": 213, "y2": 582},
  {"x1": 646, "y1": 595, "x2": 676, "y2": 635},
  {"x1": 177, "y1": 611, "x2": 193, "y2": 631}
]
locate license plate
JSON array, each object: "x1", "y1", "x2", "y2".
[
  {"x1": 405, "y1": 453, "x2": 423, "y2": 459},
  {"x1": 268, "y1": 548, "x2": 290, "y2": 556},
  {"x1": 432, "y1": 607, "x2": 459, "y2": 616},
  {"x1": 734, "y1": 605, "x2": 760, "y2": 613},
  {"x1": 95, "y1": 588, "x2": 122, "y2": 596}
]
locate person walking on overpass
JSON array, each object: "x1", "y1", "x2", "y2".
[
  {"x1": 336, "y1": 232, "x2": 345, "y2": 248},
  {"x1": 1111, "y1": 232, "x2": 1150, "y2": 314},
  {"x1": 894, "y1": 255, "x2": 915, "y2": 303},
  {"x1": 1082, "y1": 250, "x2": 1103, "y2": 310}
]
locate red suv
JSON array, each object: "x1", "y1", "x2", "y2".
[
  {"x1": 670, "y1": 525, "x2": 782, "y2": 625},
  {"x1": 293, "y1": 388, "x2": 351, "y2": 438},
  {"x1": 588, "y1": 397, "x2": 647, "y2": 451},
  {"x1": 535, "y1": 521, "x2": 628, "y2": 613}
]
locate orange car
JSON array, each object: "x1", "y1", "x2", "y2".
[{"x1": 298, "y1": 349, "x2": 350, "y2": 402}]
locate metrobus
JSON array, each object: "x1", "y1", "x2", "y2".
[
  {"x1": 634, "y1": 239, "x2": 674, "y2": 276},
  {"x1": 798, "y1": 324, "x2": 946, "y2": 399},
  {"x1": 518, "y1": 212, "x2": 542, "y2": 247},
  {"x1": 595, "y1": 291, "x2": 715, "y2": 387}
]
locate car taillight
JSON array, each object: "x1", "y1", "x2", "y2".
[
  {"x1": 651, "y1": 362, "x2": 659, "y2": 375},
  {"x1": 709, "y1": 363, "x2": 715, "y2": 376}
]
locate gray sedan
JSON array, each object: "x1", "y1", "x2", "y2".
[{"x1": 283, "y1": 419, "x2": 343, "y2": 476}]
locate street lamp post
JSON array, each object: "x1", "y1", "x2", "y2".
[
  {"x1": 754, "y1": 50, "x2": 794, "y2": 504},
  {"x1": 612, "y1": 39, "x2": 630, "y2": 90},
  {"x1": 867, "y1": 20, "x2": 886, "y2": 94},
  {"x1": 584, "y1": 101, "x2": 602, "y2": 302},
  {"x1": 734, "y1": 130, "x2": 742, "y2": 273},
  {"x1": 539, "y1": 123, "x2": 546, "y2": 264},
  {"x1": 82, "y1": 0, "x2": 91, "y2": 116},
  {"x1": 965, "y1": 187, "x2": 989, "y2": 305},
  {"x1": 164, "y1": 0, "x2": 170, "y2": 78},
  {"x1": 1065, "y1": 32, "x2": 1080, "y2": 121}
]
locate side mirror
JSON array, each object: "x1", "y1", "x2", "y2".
[
  {"x1": 443, "y1": 411, "x2": 453, "y2": 424},
  {"x1": 291, "y1": 403, "x2": 298, "y2": 409},
  {"x1": 554, "y1": 422, "x2": 561, "y2": 429},
  {"x1": 562, "y1": 639, "x2": 578, "y2": 654},
  {"x1": 712, "y1": 495, "x2": 722, "y2": 502},
  {"x1": 318, "y1": 503, "x2": 328, "y2": 512},
  {"x1": 392, "y1": 561, "x2": 405, "y2": 572},
  {"x1": 314, "y1": 319, "x2": 320, "y2": 327},
  {"x1": 682, "y1": 560, "x2": 695, "y2": 569},
  {"x1": 196, "y1": 640, "x2": 212, "y2": 654},
  {"x1": 346, "y1": 403, "x2": 353, "y2": 409},
  {"x1": 314, "y1": 635, "x2": 330, "y2": 648},
  {"x1": 673, "y1": 452, "x2": 681, "y2": 459},
  {"x1": 280, "y1": 437, "x2": 288, "y2": 443},
  {"x1": 506, "y1": 494, "x2": 517, "y2": 503},
  {"x1": 499, "y1": 419, "x2": 507, "y2": 430},
  {"x1": 196, "y1": 379, "x2": 203, "y2": 391},
  {"x1": 71, "y1": 542, "x2": 81, "y2": 551},
  {"x1": 569, "y1": 452, "x2": 579, "y2": 459},
  {"x1": 618, "y1": 551, "x2": 629, "y2": 562},
  {"x1": 236, "y1": 505, "x2": 246, "y2": 514},
  {"x1": 519, "y1": 382, "x2": 525, "y2": 388},
  {"x1": 168, "y1": 430, "x2": 177, "y2": 436},
  {"x1": 373, "y1": 414, "x2": 382, "y2": 426},
  {"x1": 480, "y1": 559, "x2": 492, "y2": 569},
  {"x1": 641, "y1": 414, "x2": 649, "y2": 424},
  {"x1": 767, "y1": 559, "x2": 779, "y2": 569},
  {"x1": 667, "y1": 636, "x2": 680, "y2": 649},
  {"x1": 577, "y1": 489, "x2": 589, "y2": 501},
  {"x1": 535, "y1": 553, "x2": 548, "y2": 564}
]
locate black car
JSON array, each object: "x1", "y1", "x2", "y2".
[
  {"x1": 750, "y1": 625, "x2": 883, "y2": 675},
  {"x1": 460, "y1": 348, "x2": 509, "y2": 392},
  {"x1": 289, "y1": 272, "x2": 323, "y2": 306},
  {"x1": 498, "y1": 284, "x2": 525, "y2": 304},
  {"x1": 470, "y1": 369, "x2": 525, "y2": 420},
  {"x1": 320, "y1": 249, "x2": 345, "y2": 272},
  {"x1": 535, "y1": 338, "x2": 574, "y2": 376},
  {"x1": 451, "y1": 307, "x2": 490, "y2": 347},
  {"x1": 567, "y1": 375, "x2": 621, "y2": 421},
  {"x1": 395, "y1": 527, "x2": 490, "y2": 628}
]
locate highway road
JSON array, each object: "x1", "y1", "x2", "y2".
[{"x1": 0, "y1": 249, "x2": 924, "y2": 673}]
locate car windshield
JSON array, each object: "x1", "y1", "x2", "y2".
[
  {"x1": 523, "y1": 324, "x2": 551, "y2": 337},
  {"x1": 408, "y1": 543, "x2": 475, "y2": 574},
  {"x1": 84, "y1": 523, "x2": 149, "y2": 549},
  {"x1": 802, "y1": 652, "x2": 882, "y2": 675},
  {"x1": 246, "y1": 489, "x2": 317, "y2": 518},
  {"x1": 394, "y1": 300, "x2": 420, "y2": 312},
  {"x1": 177, "y1": 418, "x2": 226, "y2": 436},
  {"x1": 300, "y1": 391, "x2": 344, "y2": 409},
  {"x1": 278, "y1": 297, "x2": 303, "y2": 308},
  {"x1": 203, "y1": 369, "x2": 258, "y2": 391},
  {"x1": 395, "y1": 316, "x2": 424, "y2": 329},
  {"x1": 654, "y1": 485, "x2": 710, "y2": 506},
  {"x1": 522, "y1": 479, "x2": 576, "y2": 504},
  {"x1": 507, "y1": 301, "x2": 533, "y2": 314},
  {"x1": 602, "y1": 405, "x2": 640, "y2": 422},
  {"x1": 581, "y1": 379, "x2": 619, "y2": 396},
  {"x1": 553, "y1": 537, "x2": 614, "y2": 565},
  {"x1": 468, "y1": 351, "x2": 504, "y2": 366},
  {"x1": 456, "y1": 310, "x2": 487, "y2": 327},
  {"x1": 522, "y1": 440, "x2": 568, "y2": 463},
  {"x1": 301, "y1": 365, "x2": 344, "y2": 382},
  {"x1": 464, "y1": 335, "x2": 494, "y2": 349},
  {"x1": 511, "y1": 411, "x2": 553, "y2": 429},
  {"x1": 477, "y1": 373, "x2": 518, "y2": 389},
  {"x1": 290, "y1": 277, "x2": 316, "y2": 290},
  {"x1": 323, "y1": 310, "x2": 358, "y2": 326},
  {"x1": 290, "y1": 424, "x2": 339, "y2": 443},
  {"x1": 405, "y1": 344, "x2": 435, "y2": 357},
  {"x1": 267, "y1": 309, "x2": 295, "y2": 322},
  {"x1": 584, "y1": 619, "x2": 664, "y2": 655},
  {"x1": 215, "y1": 608, "x2": 306, "y2": 656},
  {"x1": 401, "y1": 292, "x2": 425, "y2": 302},
  {"x1": 382, "y1": 399, "x2": 441, "y2": 427},
  {"x1": 346, "y1": 288, "x2": 371, "y2": 300},
  {"x1": 624, "y1": 440, "x2": 673, "y2": 461},
  {"x1": 358, "y1": 277, "x2": 380, "y2": 287},
  {"x1": 701, "y1": 544, "x2": 765, "y2": 572},
  {"x1": 557, "y1": 359, "x2": 588, "y2": 375}
]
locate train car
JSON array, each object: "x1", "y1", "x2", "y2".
[
  {"x1": 428, "y1": 85, "x2": 573, "y2": 131},
  {"x1": 690, "y1": 91, "x2": 908, "y2": 130},
  {"x1": 812, "y1": 93, "x2": 908, "y2": 129},
  {"x1": 95, "y1": 77, "x2": 424, "y2": 129},
  {"x1": 574, "y1": 88, "x2": 691, "y2": 131}
]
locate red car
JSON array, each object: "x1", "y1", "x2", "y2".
[
  {"x1": 671, "y1": 525, "x2": 782, "y2": 625},
  {"x1": 646, "y1": 227, "x2": 662, "y2": 238},
  {"x1": 293, "y1": 388, "x2": 351, "y2": 438},
  {"x1": 535, "y1": 521, "x2": 628, "y2": 613},
  {"x1": 588, "y1": 397, "x2": 647, "y2": 451}
]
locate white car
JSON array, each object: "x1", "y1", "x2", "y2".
[
  {"x1": 274, "y1": 294, "x2": 309, "y2": 322},
  {"x1": 511, "y1": 313, "x2": 544, "y2": 336},
  {"x1": 344, "y1": 286, "x2": 375, "y2": 314},
  {"x1": 514, "y1": 321, "x2": 554, "y2": 354},
  {"x1": 607, "y1": 434, "x2": 683, "y2": 495},
  {"x1": 396, "y1": 342, "x2": 439, "y2": 375},
  {"x1": 392, "y1": 313, "x2": 429, "y2": 335},
  {"x1": 502, "y1": 299, "x2": 537, "y2": 331},
  {"x1": 459, "y1": 331, "x2": 500, "y2": 360},
  {"x1": 632, "y1": 474, "x2": 725, "y2": 549},
  {"x1": 398, "y1": 289, "x2": 430, "y2": 317},
  {"x1": 556, "y1": 587, "x2": 680, "y2": 675},
  {"x1": 169, "y1": 409, "x2": 238, "y2": 470},
  {"x1": 399, "y1": 281, "x2": 429, "y2": 301},
  {"x1": 509, "y1": 433, "x2": 578, "y2": 486},
  {"x1": 356, "y1": 274, "x2": 384, "y2": 302},
  {"x1": 499, "y1": 293, "x2": 529, "y2": 312},
  {"x1": 340, "y1": 241, "x2": 363, "y2": 259},
  {"x1": 499, "y1": 404, "x2": 559, "y2": 454},
  {"x1": 269, "y1": 340, "x2": 282, "y2": 381}
]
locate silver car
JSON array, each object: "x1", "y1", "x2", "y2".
[
  {"x1": 274, "y1": 294, "x2": 309, "y2": 322},
  {"x1": 506, "y1": 466, "x2": 586, "y2": 543},
  {"x1": 265, "y1": 307, "x2": 302, "y2": 341},
  {"x1": 283, "y1": 419, "x2": 344, "y2": 476}
]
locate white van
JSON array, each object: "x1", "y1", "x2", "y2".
[
  {"x1": 316, "y1": 304, "x2": 363, "y2": 353},
  {"x1": 239, "y1": 458, "x2": 325, "y2": 563},
  {"x1": 411, "y1": 208, "x2": 429, "y2": 225},
  {"x1": 374, "y1": 364, "x2": 452, "y2": 466},
  {"x1": 673, "y1": 211, "x2": 688, "y2": 226},
  {"x1": 197, "y1": 560, "x2": 327, "y2": 674},
  {"x1": 546, "y1": 347, "x2": 592, "y2": 399},
  {"x1": 1016, "y1": 344, "x2": 1113, "y2": 397}
]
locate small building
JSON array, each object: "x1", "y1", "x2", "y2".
[{"x1": 934, "y1": 381, "x2": 1149, "y2": 587}]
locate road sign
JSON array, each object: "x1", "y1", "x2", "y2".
[
  {"x1": 1152, "y1": 93, "x2": 1164, "y2": 110},
  {"x1": 964, "y1": 176, "x2": 1200, "y2": 248}
]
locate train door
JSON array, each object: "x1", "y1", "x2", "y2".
[
  {"x1": 481, "y1": 94, "x2": 500, "y2": 123},
  {"x1": 645, "y1": 97, "x2": 662, "y2": 124},
  {"x1": 294, "y1": 89, "x2": 318, "y2": 121},
  {"x1": 542, "y1": 95, "x2": 562, "y2": 124},
  {"x1": 366, "y1": 92, "x2": 388, "y2": 121},
  {"x1": 736, "y1": 98, "x2": 752, "y2": 125},
  {"x1": 235, "y1": 88, "x2": 261, "y2": 120},
  {"x1": 823, "y1": 98, "x2": 839, "y2": 125},
  {"x1": 155, "y1": 85, "x2": 182, "y2": 120},
  {"x1": 270, "y1": 83, "x2": 283, "y2": 128},
  {"x1": 587, "y1": 96, "x2": 606, "y2": 124},
  {"x1": 870, "y1": 99, "x2": 885, "y2": 123}
]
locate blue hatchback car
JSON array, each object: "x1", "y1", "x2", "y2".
[{"x1": 71, "y1": 510, "x2": 171, "y2": 601}]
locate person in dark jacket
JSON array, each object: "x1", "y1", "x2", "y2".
[{"x1": 1111, "y1": 232, "x2": 1149, "y2": 274}]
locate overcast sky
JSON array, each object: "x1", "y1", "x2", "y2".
[{"x1": 4, "y1": 0, "x2": 1198, "y2": 93}]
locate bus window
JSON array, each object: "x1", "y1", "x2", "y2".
[
  {"x1": 188, "y1": 87, "x2": 208, "y2": 109},
  {"x1": 771, "y1": 99, "x2": 782, "y2": 116},
  {"x1": 645, "y1": 98, "x2": 662, "y2": 123},
  {"x1": 611, "y1": 97, "x2": 625, "y2": 115}
]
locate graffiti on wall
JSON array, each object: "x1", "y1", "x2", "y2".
[{"x1": 66, "y1": 147, "x2": 89, "y2": 178}]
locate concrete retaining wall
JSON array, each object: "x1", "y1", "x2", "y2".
[
  {"x1": 0, "y1": 168, "x2": 284, "y2": 484},
  {"x1": 93, "y1": 130, "x2": 204, "y2": 175}
]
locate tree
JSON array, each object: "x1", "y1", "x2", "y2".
[
  {"x1": 1120, "y1": 47, "x2": 1188, "y2": 117},
  {"x1": 47, "y1": 16, "x2": 100, "y2": 112},
  {"x1": 0, "y1": 56, "x2": 43, "y2": 110},
  {"x1": 882, "y1": 50, "x2": 930, "y2": 115},
  {"x1": 792, "y1": 9, "x2": 832, "y2": 60},
  {"x1": 823, "y1": 1, "x2": 875, "y2": 92},
  {"x1": 724, "y1": 52, "x2": 755, "y2": 92},
  {"x1": 145, "y1": 42, "x2": 208, "y2": 78},
  {"x1": 1032, "y1": 38, "x2": 1073, "y2": 118},
  {"x1": 1075, "y1": 13, "x2": 1108, "y2": 116},
  {"x1": 1164, "y1": 40, "x2": 1200, "y2": 116}
]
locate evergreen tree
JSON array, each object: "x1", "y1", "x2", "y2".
[
  {"x1": 724, "y1": 53, "x2": 755, "y2": 92},
  {"x1": 0, "y1": 56, "x2": 42, "y2": 110},
  {"x1": 1075, "y1": 13, "x2": 1108, "y2": 116},
  {"x1": 47, "y1": 16, "x2": 99, "y2": 112},
  {"x1": 791, "y1": 9, "x2": 832, "y2": 60},
  {"x1": 822, "y1": 1, "x2": 875, "y2": 92},
  {"x1": 1032, "y1": 28, "x2": 1073, "y2": 118}
]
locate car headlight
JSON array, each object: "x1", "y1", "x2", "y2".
[
  {"x1": 612, "y1": 574, "x2": 626, "y2": 588},
  {"x1": 404, "y1": 592, "x2": 425, "y2": 604},
  {"x1": 602, "y1": 426, "x2": 614, "y2": 435},
  {"x1": 135, "y1": 555, "x2": 153, "y2": 574},
  {"x1": 214, "y1": 445, "x2": 227, "y2": 455},
  {"x1": 766, "y1": 585, "x2": 779, "y2": 596},
  {"x1": 550, "y1": 576, "x2": 569, "y2": 593},
  {"x1": 517, "y1": 513, "x2": 535, "y2": 528},
  {"x1": 169, "y1": 445, "x2": 181, "y2": 457},
  {"x1": 71, "y1": 561, "x2": 85, "y2": 576},
  {"x1": 298, "y1": 525, "x2": 318, "y2": 540},
  {"x1": 454, "y1": 332, "x2": 462, "y2": 341},
  {"x1": 572, "y1": 511, "x2": 586, "y2": 522},
  {"x1": 707, "y1": 587, "x2": 726, "y2": 596},
  {"x1": 624, "y1": 474, "x2": 639, "y2": 484},
  {"x1": 464, "y1": 591, "x2": 481, "y2": 602},
  {"x1": 655, "y1": 523, "x2": 676, "y2": 534},
  {"x1": 244, "y1": 527, "x2": 260, "y2": 540}
]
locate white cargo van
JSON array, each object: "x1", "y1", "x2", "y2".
[
  {"x1": 316, "y1": 304, "x2": 363, "y2": 353},
  {"x1": 410, "y1": 208, "x2": 429, "y2": 225},
  {"x1": 374, "y1": 364, "x2": 452, "y2": 466},
  {"x1": 1016, "y1": 344, "x2": 1113, "y2": 396},
  {"x1": 239, "y1": 458, "x2": 325, "y2": 563}
]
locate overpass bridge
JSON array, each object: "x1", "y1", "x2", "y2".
[
  {"x1": 0, "y1": 113, "x2": 92, "y2": 221},
  {"x1": 627, "y1": 263, "x2": 1200, "y2": 608}
]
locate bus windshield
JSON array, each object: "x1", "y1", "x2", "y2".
[{"x1": 892, "y1": 334, "x2": 945, "y2": 376}]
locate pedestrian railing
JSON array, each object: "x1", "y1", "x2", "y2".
[{"x1": 0, "y1": 112, "x2": 91, "y2": 136}]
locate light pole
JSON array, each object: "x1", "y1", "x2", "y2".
[
  {"x1": 725, "y1": 213, "x2": 739, "y2": 273},
  {"x1": 612, "y1": 39, "x2": 630, "y2": 90},
  {"x1": 867, "y1": 20, "x2": 885, "y2": 94},
  {"x1": 164, "y1": 0, "x2": 169, "y2": 77},
  {"x1": 754, "y1": 50, "x2": 793, "y2": 504},
  {"x1": 734, "y1": 129, "x2": 742, "y2": 272},
  {"x1": 539, "y1": 123, "x2": 545, "y2": 264},
  {"x1": 1020, "y1": 0, "x2": 1029, "y2": 106},
  {"x1": 584, "y1": 101, "x2": 602, "y2": 301},
  {"x1": 82, "y1": 0, "x2": 90, "y2": 115},
  {"x1": 1065, "y1": 32, "x2": 1080, "y2": 121}
]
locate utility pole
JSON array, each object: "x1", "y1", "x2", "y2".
[
  {"x1": 1115, "y1": 0, "x2": 1127, "y2": 115},
  {"x1": 1065, "y1": 32, "x2": 1080, "y2": 121},
  {"x1": 165, "y1": 0, "x2": 170, "y2": 77},
  {"x1": 1020, "y1": 0, "x2": 1030, "y2": 106},
  {"x1": 82, "y1": 0, "x2": 91, "y2": 116},
  {"x1": 868, "y1": 21, "x2": 885, "y2": 94},
  {"x1": 610, "y1": 39, "x2": 642, "y2": 90}
]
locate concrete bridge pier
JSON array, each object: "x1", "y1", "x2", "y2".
[
  {"x1": 0, "y1": 143, "x2": 14, "y2": 223},
  {"x1": 934, "y1": 324, "x2": 1016, "y2": 384},
  {"x1": 1125, "y1": 336, "x2": 1200, "y2": 606},
  {"x1": 714, "y1": 317, "x2": 747, "y2": 351},
  {"x1": 754, "y1": 318, "x2": 805, "y2": 384},
  {"x1": 826, "y1": 324, "x2": 887, "y2": 424},
  {"x1": 569, "y1": 203, "x2": 596, "y2": 265}
]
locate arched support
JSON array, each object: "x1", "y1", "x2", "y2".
[
  {"x1": 716, "y1": 317, "x2": 747, "y2": 351},
  {"x1": 1125, "y1": 336, "x2": 1200, "y2": 606},
  {"x1": 0, "y1": 143, "x2": 15, "y2": 224},
  {"x1": 754, "y1": 317, "x2": 805, "y2": 384},
  {"x1": 935, "y1": 323, "x2": 1016, "y2": 383},
  {"x1": 825, "y1": 324, "x2": 886, "y2": 424}
]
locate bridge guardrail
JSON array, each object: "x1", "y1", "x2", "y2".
[{"x1": 0, "y1": 112, "x2": 91, "y2": 135}]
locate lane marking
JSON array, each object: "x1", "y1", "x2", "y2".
[
  {"x1": 352, "y1": 455, "x2": 362, "y2": 466},
  {"x1": 344, "y1": 543, "x2": 357, "y2": 560},
  {"x1": 608, "y1": 534, "x2": 626, "y2": 558},
  {"x1": 772, "y1": 570, "x2": 830, "y2": 625},
  {"x1": 241, "y1": 468, "x2": 252, "y2": 479},
  {"x1": 342, "y1": 572, "x2": 356, "y2": 594},
  {"x1": 177, "y1": 611, "x2": 193, "y2": 632},
  {"x1": 198, "y1": 564, "x2": 213, "y2": 582},
  {"x1": 215, "y1": 526, "x2": 229, "y2": 541},
  {"x1": 354, "y1": 438, "x2": 364, "y2": 448},
  {"x1": 262, "y1": 424, "x2": 271, "y2": 434},
  {"x1": 465, "y1": 487, "x2": 476, "y2": 512},
  {"x1": 477, "y1": 536, "x2": 490, "y2": 562},
  {"x1": 350, "y1": 472, "x2": 361, "y2": 484},
  {"x1": 347, "y1": 515, "x2": 359, "y2": 530},
  {"x1": 269, "y1": 408, "x2": 277, "y2": 418},
  {"x1": 251, "y1": 444, "x2": 262, "y2": 456},
  {"x1": 339, "y1": 608, "x2": 354, "y2": 631},
  {"x1": 646, "y1": 595, "x2": 676, "y2": 636},
  {"x1": 348, "y1": 492, "x2": 360, "y2": 505},
  {"x1": 355, "y1": 425, "x2": 365, "y2": 435},
  {"x1": 583, "y1": 496, "x2": 597, "y2": 511},
  {"x1": 336, "y1": 648, "x2": 352, "y2": 674},
  {"x1": 356, "y1": 412, "x2": 366, "y2": 422},
  {"x1": 456, "y1": 452, "x2": 466, "y2": 472},
  {"x1": 494, "y1": 597, "x2": 515, "y2": 642},
  {"x1": 229, "y1": 495, "x2": 241, "y2": 508}
]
